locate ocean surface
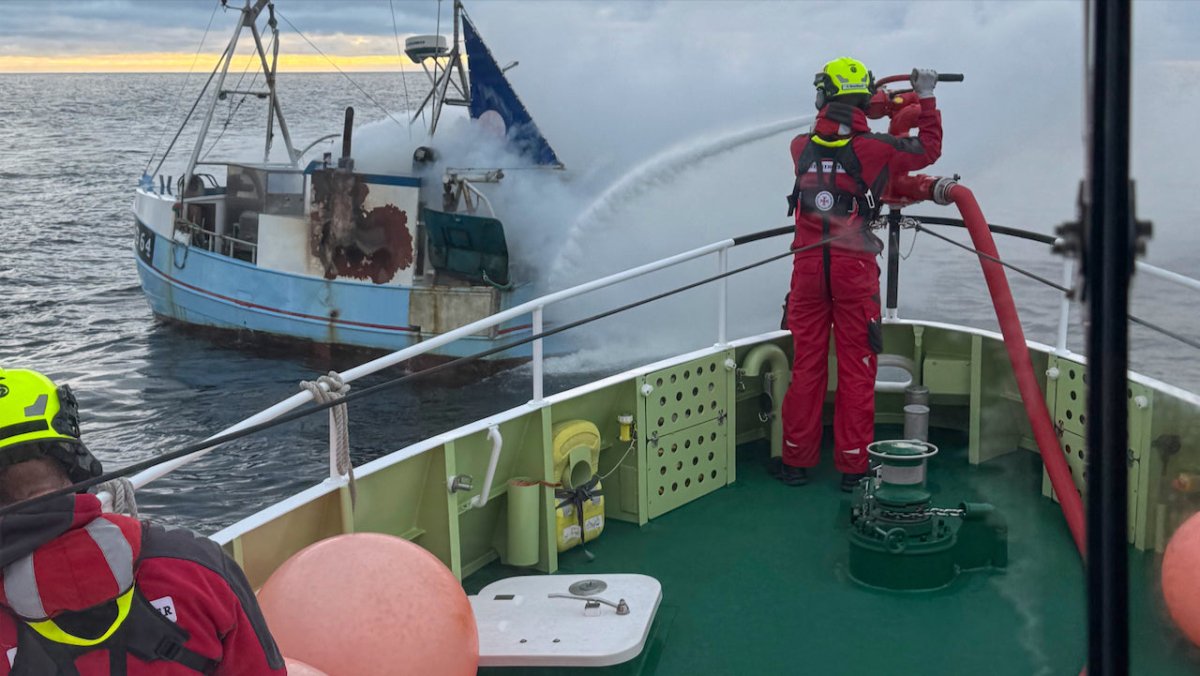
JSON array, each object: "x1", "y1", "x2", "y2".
[{"x1": 1, "y1": 72, "x2": 1197, "y2": 533}]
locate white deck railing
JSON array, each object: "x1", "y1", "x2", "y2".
[
  {"x1": 106, "y1": 236, "x2": 737, "y2": 502},
  {"x1": 103, "y1": 225, "x2": 1200, "y2": 506}
]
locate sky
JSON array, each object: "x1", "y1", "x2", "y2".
[{"x1": 2, "y1": 1, "x2": 1197, "y2": 74}]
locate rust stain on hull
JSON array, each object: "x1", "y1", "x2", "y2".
[{"x1": 310, "y1": 171, "x2": 414, "y2": 285}]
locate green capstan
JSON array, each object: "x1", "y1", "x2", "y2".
[{"x1": 848, "y1": 440, "x2": 1008, "y2": 591}]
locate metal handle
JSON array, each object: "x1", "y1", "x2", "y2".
[{"x1": 547, "y1": 593, "x2": 630, "y2": 615}]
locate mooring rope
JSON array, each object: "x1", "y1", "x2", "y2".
[{"x1": 299, "y1": 372, "x2": 357, "y2": 507}]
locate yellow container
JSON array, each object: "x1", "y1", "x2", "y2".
[
  {"x1": 550, "y1": 420, "x2": 605, "y2": 552},
  {"x1": 556, "y1": 484, "x2": 605, "y2": 552}
]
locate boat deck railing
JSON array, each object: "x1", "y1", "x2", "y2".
[
  {"x1": 105, "y1": 218, "x2": 1200, "y2": 505},
  {"x1": 109, "y1": 234, "x2": 742, "y2": 501},
  {"x1": 174, "y1": 220, "x2": 259, "y2": 263}
]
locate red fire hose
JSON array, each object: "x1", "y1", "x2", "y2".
[{"x1": 890, "y1": 176, "x2": 1087, "y2": 556}]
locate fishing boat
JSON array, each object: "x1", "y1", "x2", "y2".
[
  {"x1": 131, "y1": 0, "x2": 562, "y2": 362},
  {"x1": 94, "y1": 2, "x2": 1200, "y2": 674}
]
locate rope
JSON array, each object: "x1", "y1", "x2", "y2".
[
  {"x1": 298, "y1": 372, "x2": 357, "y2": 507},
  {"x1": 95, "y1": 477, "x2": 138, "y2": 518},
  {"x1": 276, "y1": 11, "x2": 407, "y2": 130},
  {"x1": 915, "y1": 220, "x2": 1200, "y2": 352}
]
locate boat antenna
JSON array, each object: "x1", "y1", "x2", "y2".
[
  {"x1": 407, "y1": 0, "x2": 470, "y2": 135},
  {"x1": 389, "y1": 0, "x2": 415, "y2": 141}
]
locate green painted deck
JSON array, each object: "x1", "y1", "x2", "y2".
[{"x1": 469, "y1": 426, "x2": 1200, "y2": 675}]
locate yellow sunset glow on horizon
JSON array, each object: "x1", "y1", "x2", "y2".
[{"x1": 0, "y1": 51, "x2": 419, "y2": 74}]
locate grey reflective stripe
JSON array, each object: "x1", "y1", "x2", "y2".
[
  {"x1": 23, "y1": 395, "x2": 47, "y2": 418},
  {"x1": 85, "y1": 518, "x2": 135, "y2": 593},
  {"x1": 4, "y1": 555, "x2": 46, "y2": 620}
]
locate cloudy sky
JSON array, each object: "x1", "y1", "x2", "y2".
[{"x1": 2, "y1": 1, "x2": 1197, "y2": 73}]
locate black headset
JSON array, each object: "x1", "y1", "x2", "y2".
[{"x1": 813, "y1": 68, "x2": 876, "y2": 110}]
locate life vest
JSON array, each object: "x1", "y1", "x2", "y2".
[
  {"x1": 1, "y1": 517, "x2": 236, "y2": 675},
  {"x1": 787, "y1": 136, "x2": 887, "y2": 256},
  {"x1": 8, "y1": 587, "x2": 217, "y2": 675}
]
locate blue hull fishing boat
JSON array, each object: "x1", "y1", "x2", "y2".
[{"x1": 133, "y1": 0, "x2": 561, "y2": 362}]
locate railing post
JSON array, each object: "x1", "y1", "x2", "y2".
[
  {"x1": 1056, "y1": 258, "x2": 1074, "y2": 356},
  {"x1": 885, "y1": 208, "x2": 901, "y2": 320},
  {"x1": 717, "y1": 248, "x2": 728, "y2": 346},
  {"x1": 532, "y1": 306, "x2": 544, "y2": 402}
]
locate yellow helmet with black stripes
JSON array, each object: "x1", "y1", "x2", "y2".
[{"x1": 0, "y1": 368, "x2": 102, "y2": 483}]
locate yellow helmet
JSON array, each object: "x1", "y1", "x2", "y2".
[
  {"x1": 814, "y1": 57, "x2": 875, "y2": 108},
  {"x1": 0, "y1": 368, "x2": 102, "y2": 483}
]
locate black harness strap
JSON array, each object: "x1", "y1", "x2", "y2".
[
  {"x1": 789, "y1": 138, "x2": 883, "y2": 293},
  {"x1": 8, "y1": 591, "x2": 217, "y2": 675}
]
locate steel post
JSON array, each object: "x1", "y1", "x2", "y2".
[
  {"x1": 1084, "y1": 0, "x2": 1133, "y2": 673},
  {"x1": 532, "y1": 306, "x2": 544, "y2": 402}
]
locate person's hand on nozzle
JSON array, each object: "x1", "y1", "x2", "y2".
[{"x1": 911, "y1": 68, "x2": 938, "y2": 99}]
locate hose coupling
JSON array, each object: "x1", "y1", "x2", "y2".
[{"x1": 932, "y1": 176, "x2": 959, "y2": 205}]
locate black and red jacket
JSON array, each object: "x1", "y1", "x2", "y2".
[
  {"x1": 0, "y1": 494, "x2": 284, "y2": 675},
  {"x1": 789, "y1": 97, "x2": 942, "y2": 259}
]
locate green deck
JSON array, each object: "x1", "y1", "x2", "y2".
[{"x1": 470, "y1": 427, "x2": 1200, "y2": 675}]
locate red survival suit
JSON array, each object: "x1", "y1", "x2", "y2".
[
  {"x1": 782, "y1": 97, "x2": 942, "y2": 473},
  {"x1": 0, "y1": 494, "x2": 285, "y2": 675}
]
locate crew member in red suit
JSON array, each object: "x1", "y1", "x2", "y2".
[
  {"x1": 777, "y1": 59, "x2": 942, "y2": 490},
  {"x1": 0, "y1": 367, "x2": 285, "y2": 674}
]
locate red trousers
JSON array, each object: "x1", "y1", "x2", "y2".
[{"x1": 782, "y1": 253, "x2": 881, "y2": 473}]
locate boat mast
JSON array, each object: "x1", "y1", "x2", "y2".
[
  {"x1": 409, "y1": 0, "x2": 470, "y2": 135},
  {"x1": 181, "y1": 0, "x2": 267, "y2": 200},
  {"x1": 249, "y1": 2, "x2": 298, "y2": 165}
]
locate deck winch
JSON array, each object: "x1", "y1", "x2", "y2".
[{"x1": 848, "y1": 440, "x2": 1007, "y2": 591}]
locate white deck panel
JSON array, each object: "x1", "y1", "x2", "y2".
[{"x1": 471, "y1": 574, "x2": 662, "y2": 667}]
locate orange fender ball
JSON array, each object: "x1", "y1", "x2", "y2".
[
  {"x1": 283, "y1": 657, "x2": 329, "y2": 675},
  {"x1": 1164, "y1": 511, "x2": 1200, "y2": 647},
  {"x1": 258, "y1": 533, "x2": 479, "y2": 676}
]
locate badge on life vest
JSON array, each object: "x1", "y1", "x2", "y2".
[{"x1": 815, "y1": 190, "x2": 835, "y2": 211}]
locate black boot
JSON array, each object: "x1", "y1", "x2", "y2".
[
  {"x1": 840, "y1": 472, "x2": 867, "y2": 493},
  {"x1": 779, "y1": 464, "x2": 809, "y2": 487}
]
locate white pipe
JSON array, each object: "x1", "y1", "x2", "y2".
[
  {"x1": 462, "y1": 180, "x2": 497, "y2": 218},
  {"x1": 117, "y1": 237, "x2": 735, "y2": 496},
  {"x1": 1137, "y1": 261, "x2": 1200, "y2": 293},
  {"x1": 1056, "y1": 258, "x2": 1074, "y2": 356},
  {"x1": 469, "y1": 425, "x2": 503, "y2": 508},
  {"x1": 532, "y1": 306, "x2": 544, "y2": 401},
  {"x1": 717, "y1": 249, "x2": 728, "y2": 346}
]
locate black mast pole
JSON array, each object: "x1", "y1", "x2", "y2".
[{"x1": 1085, "y1": 0, "x2": 1133, "y2": 673}]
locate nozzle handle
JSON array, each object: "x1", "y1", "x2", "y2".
[{"x1": 936, "y1": 73, "x2": 965, "y2": 82}]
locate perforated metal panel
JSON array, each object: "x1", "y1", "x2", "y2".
[
  {"x1": 1045, "y1": 356, "x2": 1152, "y2": 542},
  {"x1": 642, "y1": 355, "x2": 730, "y2": 518}
]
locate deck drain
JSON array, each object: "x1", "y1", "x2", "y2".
[{"x1": 568, "y1": 579, "x2": 607, "y2": 596}]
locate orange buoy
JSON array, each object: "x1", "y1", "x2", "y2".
[
  {"x1": 283, "y1": 657, "x2": 329, "y2": 675},
  {"x1": 1163, "y1": 511, "x2": 1200, "y2": 647},
  {"x1": 258, "y1": 533, "x2": 479, "y2": 675}
]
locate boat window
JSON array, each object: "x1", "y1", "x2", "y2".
[{"x1": 265, "y1": 171, "x2": 304, "y2": 216}]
